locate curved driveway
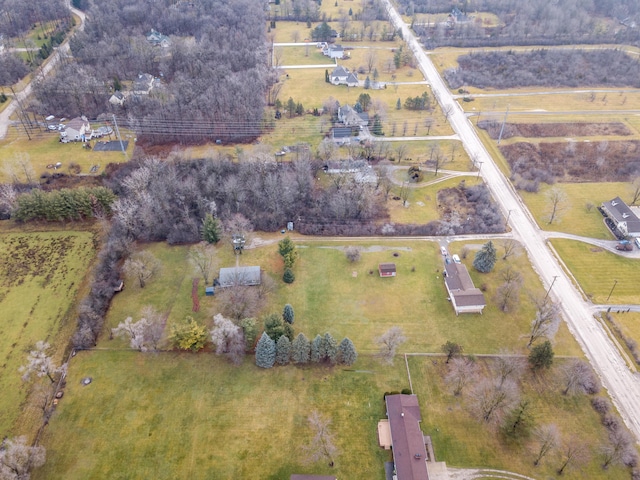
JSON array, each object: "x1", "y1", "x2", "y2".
[{"x1": 382, "y1": 0, "x2": 640, "y2": 443}]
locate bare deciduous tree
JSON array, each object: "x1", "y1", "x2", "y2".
[
  {"x1": 399, "y1": 182, "x2": 410, "y2": 207},
  {"x1": 561, "y1": 359, "x2": 600, "y2": 395},
  {"x1": 365, "y1": 50, "x2": 377, "y2": 73},
  {"x1": 445, "y1": 357, "x2": 478, "y2": 396},
  {"x1": 111, "y1": 307, "x2": 164, "y2": 351},
  {"x1": 557, "y1": 439, "x2": 589, "y2": 475},
  {"x1": 306, "y1": 410, "x2": 338, "y2": 467},
  {"x1": 0, "y1": 436, "x2": 46, "y2": 480},
  {"x1": 533, "y1": 424, "x2": 559, "y2": 466},
  {"x1": 189, "y1": 243, "x2": 217, "y2": 284},
  {"x1": 601, "y1": 428, "x2": 637, "y2": 469},
  {"x1": 216, "y1": 285, "x2": 261, "y2": 322},
  {"x1": 377, "y1": 166, "x2": 393, "y2": 200},
  {"x1": 492, "y1": 352, "x2": 525, "y2": 388},
  {"x1": 471, "y1": 378, "x2": 519, "y2": 424},
  {"x1": 375, "y1": 327, "x2": 407, "y2": 364},
  {"x1": 527, "y1": 297, "x2": 561, "y2": 347},
  {"x1": 210, "y1": 314, "x2": 245, "y2": 365},
  {"x1": 494, "y1": 265, "x2": 523, "y2": 312},
  {"x1": 395, "y1": 144, "x2": 408, "y2": 164},
  {"x1": 318, "y1": 137, "x2": 338, "y2": 164},
  {"x1": 500, "y1": 239, "x2": 520, "y2": 260},
  {"x1": 545, "y1": 187, "x2": 569, "y2": 225},
  {"x1": 0, "y1": 184, "x2": 17, "y2": 215},
  {"x1": 630, "y1": 176, "x2": 640, "y2": 206},
  {"x1": 123, "y1": 251, "x2": 160, "y2": 288},
  {"x1": 19, "y1": 341, "x2": 64, "y2": 384},
  {"x1": 345, "y1": 246, "x2": 362, "y2": 262}
]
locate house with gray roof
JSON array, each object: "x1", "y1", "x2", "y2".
[
  {"x1": 322, "y1": 43, "x2": 344, "y2": 59},
  {"x1": 330, "y1": 126, "x2": 353, "y2": 145},
  {"x1": 146, "y1": 29, "x2": 171, "y2": 47},
  {"x1": 443, "y1": 262, "x2": 486, "y2": 315},
  {"x1": 338, "y1": 105, "x2": 368, "y2": 127},
  {"x1": 601, "y1": 197, "x2": 640, "y2": 237},
  {"x1": 218, "y1": 266, "x2": 261, "y2": 287},
  {"x1": 330, "y1": 65, "x2": 358, "y2": 87}
]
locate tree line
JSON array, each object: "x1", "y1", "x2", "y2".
[
  {"x1": 402, "y1": 0, "x2": 640, "y2": 48},
  {"x1": 445, "y1": 49, "x2": 640, "y2": 90}
]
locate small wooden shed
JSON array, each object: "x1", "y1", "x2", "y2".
[{"x1": 378, "y1": 263, "x2": 397, "y2": 277}]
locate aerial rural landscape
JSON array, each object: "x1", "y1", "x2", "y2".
[{"x1": 1, "y1": 0, "x2": 640, "y2": 479}]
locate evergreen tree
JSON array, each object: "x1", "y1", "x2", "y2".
[
  {"x1": 473, "y1": 240, "x2": 497, "y2": 273},
  {"x1": 325, "y1": 69, "x2": 330, "y2": 83},
  {"x1": 287, "y1": 97, "x2": 296, "y2": 118},
  {"x1": 255, "y1": 332, "x2": 276, "y2": 368},
  {"x1": 201, "y1": 213, "x2": 222, "y2": 243},
  {"x1": 364, "y1": 76, "x2": 371, "y2": 89},
  {"x1": 371, "y1": 114, "x2": 384, "y2": 136},
  {"x1": 283, "y1": 268, "x2": 295, "y2": 283},
  {"x1": 241, "y1": 318, "x2": 257, "y2": 350},
  {"x1": 291, "y1": 333, "x2": 311, "y2": 364},
  {"x1": 353, "y1": 101, "x2": 363, "y2": 113},
  {"x1": 278, "y1": 236, "x2": 298, "y2": 266},
  {"x1": 348, "y1": 7, "x2": 352, "y2": 15},
  {"x1": 323, "y1": 332, "x2": 339, "y2": 365},
  {"x1": 311, "y1": 334, "x2": 323, "y2": 363},
  {"x1": 296, "y1": 102, "x2": 305, "y2": 116},
  {"x1": 283, "y1": 304, "x2": 295, "y2": 324},
  {"x1": 357, "y1": 93, "x2": 371, "y2": 111},
  {"x1": 264, "y1": 313, "x2": 294, "y2": 341},
  {"x1": 529, "y1": 340, "x2": 554, "y2": 371},
  {"x1": 396, "y1": 98, "x2": 402, "y2": 110},
  {"x1": 170, "y1": 316, "x2": 208, "y2": 352},
  {"x1": 338, "y1": 337, "x2": 357, "y2": 366},
  {"x1": 276, "y1": 335, "x2": 291, "y2": 365}
]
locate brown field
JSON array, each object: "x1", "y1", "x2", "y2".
[{"x1": 479, "y1": 121, "x2": 632, "y2": 139}]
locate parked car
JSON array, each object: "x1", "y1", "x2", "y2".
[
  {"x1": 440, "y1": 246, "x2": 448, "y2": 256},
  {"x1": 452, "y1": 254, "x2": 461, "y2": 264},
  {"x1": 616, "y1": 241, "x2": 633, "y2": 251}
]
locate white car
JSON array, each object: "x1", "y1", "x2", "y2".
[
  {"x1": 440, "y1": 246, "x2": 448, "y2": 256},
  {"x1": 452, "y1": 254, "x2": 461, "y2": 264}
]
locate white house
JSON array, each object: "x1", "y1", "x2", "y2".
[
  {"x1": 322, "y1": 43, "x2": 344, "y2": 59},
  {"x1": 146, "y1": 29, "x2": 171, "y2": 48},
  {"x1": 338, "y1": 105, "x2": 368, "y2": 127},
  {"x1": 64, "y1": 116, "x2": 92, "y2": 142},
  {"x1": 601, "y1": 197, "x2": 640, "y2": 237},
  {"x1": 330, "y1": 65, "x2": 358, "y2": 87},
  {"x1": 109, "y1": 91, "x2": 125, "y2": 106}
]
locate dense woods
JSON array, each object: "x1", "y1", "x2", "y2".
[
  {"x1": 401, "y1": 0, "x2": 640, "y2": 48},
  {"x1": 445, "y1": 49, "x2": 640, "y2": 89},
  {"x1": 32, "y1": 0, "x2": 269, "y2": 145},
  {"x1": 0, "y1": 0, "x2": 70, "y2": 37}
]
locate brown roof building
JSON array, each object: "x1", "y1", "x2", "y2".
[
  {"x1": 443, "y1": 263, "x2": 486, "y2": 315},
  {"x1": 385, "y1": 394, "x2": 430, "y2": 480},
  {"x1": 379, "y1": 263, "x2": 397, "y2": 277}
]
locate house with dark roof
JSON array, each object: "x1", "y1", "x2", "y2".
[
  {"x1": 109, "y1": 91, "x2": 125, "y2": 106},
  {"x1": 443, "y1": 262, "x2": 486, "y2": 315},
  {"x1": 601, "y1": 197, "x2": 640, "y2": 237},
  {"x1": 330, "y1": 65, "x2": 358, "y2": 87},
  {"x1": 379, "y1": 263, "x2": 397, "y2": 277},
  {"x1": 384, "y1": 394, "x2": 430, "y2": 480},
  {"x1": 331, "y1": 126, "x2": 353, "y2": 145},
  {"x1": 218, "y1": 266, "x2": 261, "y2": 287},
  {"x1": 338, "y1": 105, "x2": 368, "y2": 127},
  {"x1": 133, "y1": 73, "x2": 157, "y2": 95}
]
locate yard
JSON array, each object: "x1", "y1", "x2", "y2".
[
  {"x1": 0, "y1": 229, "x2": 97, "y2": 438},
  {"x1": 550, "y1": 239, "x2": 640, "y2": 304}
]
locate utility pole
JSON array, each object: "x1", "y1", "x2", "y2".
[
  {"x1": 497, "y1": 104, "x2": 509, "y2": 145},
  {"x1": 544, "y1": 275, "x2": 559, "y2": 301},
  {"x1": 505, "y1": 209, "x2": 514, "y2": 226},
  {"x1": 112, "y1": 114, "x2": 126, "y2": 158},
  {"x1": 606, "y1": 279, "x2": 618, "y2": 303},
  {"x1": 476, "y1": 161, "x2": 483, "y2": 179},
  {"x1": 10, "y1": 86, "x2": 31, "y2": 140}
]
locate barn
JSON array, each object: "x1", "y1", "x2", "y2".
[{"x1": 378, "y1": 263, "x2": 397, "y2": 277}]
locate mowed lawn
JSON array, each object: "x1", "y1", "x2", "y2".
[
  {"x1": 0, "y1": 230, "x2": 96, "y2": 437},
  {"x1": 35, "y1": 351, "x2": 399, "y2": 480},
  {"x1": 520, "y1": 182, "x2": 629, "y2": 239},
  {"x1": 610, "y1": 312, "x2": 640, "y2": 350},
  {"x1": 550, "y1": 239, "x2": 640, "y2": 304}
]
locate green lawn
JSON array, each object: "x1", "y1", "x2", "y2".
[
  {"x1": 550, "y1": 239, "x2": 640, "y2": 304},
  {"x1": 610, "y1": 312, "x2": 640, "y2": 351},
  {"x1": 0, "y1": 231, "x2": 97, "y2": 438},
  {"x1": 520, "y1": 182, "x2": 629, "y2": 239},
  {"x1": 35, "y1": 351, "x2": 398, "y2": 480},
  {"x1": 279, "y1": 46, "x2": 333, "y2": 66}
]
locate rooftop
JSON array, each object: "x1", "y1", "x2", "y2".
[
  {"x1": 444, "y1": 263, "x2": 486, "y2": 308},
  {"x1": 386, "y1": 394, "x2": 429, "y2": 480}
]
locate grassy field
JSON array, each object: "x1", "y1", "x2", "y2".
[
  {"x1": 0, "y1": 230, "x2": 97, "y2": 438},
  {"x1": 0, "y1": 133, "x2": 133, "y2": 183},
  {"x1": 278, "y1": 46, "x2": 333, "y2": 66},
  {"x1": 519, "y1": 182, "x2": 629, "y2": 238},
  {"x1": 410, "y1": 356, "x2": 629, "y2": 480},
  {"x1": 550, "y1": 239, "x2": 640, "y2": 304},
  {"x1": 34, "y1": 350, "x2": 625, "y2": 480},
  {"x1": 610, "y1": 312, "x2": 640, "y2": 350}
]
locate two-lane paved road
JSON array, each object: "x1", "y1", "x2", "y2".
[{"x1": 382, "y1": 0, "x2": 640, "y2": 442}]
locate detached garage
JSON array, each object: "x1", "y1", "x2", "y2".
[{"x1": 379, "y1": 263, "x2": 397, "y2": 277}]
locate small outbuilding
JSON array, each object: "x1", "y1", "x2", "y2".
[
  {"x1": 218, "y1": 266, "x2": 261, "y2": 287},
  {"x1": 205, "y1": 286, "x2": 215, "y2": 296},
  {"x1": 379, "y1": 263, "x2": 397, "y2": 277}
]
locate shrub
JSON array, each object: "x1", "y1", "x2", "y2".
[
  {"x1": 283, "y1": 268, "x2": 295, "y2": 283},
  {"x1": 591, "y1": 396, "x2": 611, "y2": 415}
]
